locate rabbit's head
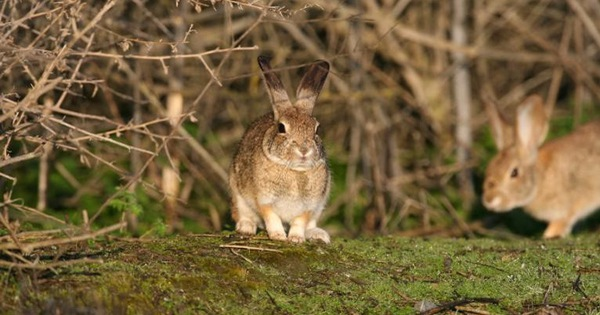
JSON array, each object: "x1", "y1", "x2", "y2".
[
  {"x1": 482, "y1": 95, "x2": 549, "y2": 212},
  {"x1": 258, "y1": 56, "x2": 330, "y2": 171}
]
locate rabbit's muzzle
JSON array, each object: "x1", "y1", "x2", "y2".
[{"x1": 482, "y1": 178, "x2": 511, "y2": 212}]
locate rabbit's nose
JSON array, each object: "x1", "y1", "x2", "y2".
[{"x1": 298, "y1": 146, "x2": 313, "y2": 157}]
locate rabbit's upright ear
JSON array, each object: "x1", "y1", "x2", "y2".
[
  {"x1": 484, "y1": 98, "x2": 513, "y2": 150},
  {"x1": 258, "y1": 56, "x2": 292, "y2": 119},
  {"x1": 515, "y1": 95, "x2": 549, "y2": 162},
  {"x1": 295, "y1": 60, "x2": 330, "y2": 113}
]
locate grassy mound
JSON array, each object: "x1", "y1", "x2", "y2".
[{"x1": 3, "y1": 235, "x2": 599, "y2": 314}]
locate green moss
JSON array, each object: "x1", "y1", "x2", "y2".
[{"x1": 2, "y1": 235, "x2": 599, "y2": 314}]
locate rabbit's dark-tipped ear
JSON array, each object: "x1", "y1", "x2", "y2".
[
  {"x1": 295, "y1": 60, "x2": 330, "y2": 113},
  {"x1": 258, "y1": 56, "x2": 292, "y2": 119}
]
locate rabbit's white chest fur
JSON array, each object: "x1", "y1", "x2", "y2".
[
  {"x1": 266, "y1": 197, "x2": 325, "y2": 222},
  {"x1": 255, "y1": 163, "x2": 330, "y2": 220}
]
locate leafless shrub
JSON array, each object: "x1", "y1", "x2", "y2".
[{"x1": 1, "y1": 0, "x2": 600, "y2": 266}]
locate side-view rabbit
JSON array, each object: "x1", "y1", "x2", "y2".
[
  {"x1": 229, "y1": 56, "x2": 331, "y2": 243},
  {"x1": 482, "y1": 94, "x2": 600, "y2": 238}
]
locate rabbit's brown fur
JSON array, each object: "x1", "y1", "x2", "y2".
[
  {"x1": 483, "y1": 95, "x2": 600, "y2": 238},
  {"x1": 229, "y1": 56, "x2": 331, "y2": 243}
]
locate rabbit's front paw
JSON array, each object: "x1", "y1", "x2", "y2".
[
  {"x1": 236, "y1": 220, "x2": 257, "y2": 236},
  {"x1": 543, "y1": 220, "x2": 572, "y2": 239},
  {"x1": 268, "y1": 231, "x2": 287, "y2": 241},
  {"x1": 305, "y1": 228, "x2": 330, "y2": 244},
  {"x1": 288, "y1": 233, "x2": 305, "y2": 244}
]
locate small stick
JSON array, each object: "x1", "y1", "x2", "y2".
[
  {"x1": 230, "y1": 249, "x2": 254, "y2": 264},
  {"x1": 0, "y1": 256, "x2": 104, "y2": 270},
  {"x1": 419, "y1": 298, "x2": 499, "y2": 315},
  {"x1": 74, "y1": 46, "x2": 259, "y2": 62},
  {"x1": 219, "y1": 244, "x2": 282, "y2": 253},
  {"x1": 0, "y1": 228, "x2": 76, "y2": 242},
  {"x1": 0, "y1": 221, "x2": 126, "y2": 253},
  {"x1": 48, "y1": 117, "x2": 156, "y2": 156}
]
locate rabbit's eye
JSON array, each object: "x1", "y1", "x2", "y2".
[
  {"x1": 510, "y1": 168, "x2": 519, "y2": 178},
  {"x1": 278, "y1": 122, "x2": 286, "y2": 134}
]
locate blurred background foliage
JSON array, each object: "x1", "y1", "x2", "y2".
[{"x1": 2, "y1": 0, "x2": 600, "y2": 240}]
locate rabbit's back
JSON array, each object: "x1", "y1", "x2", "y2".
[{"x1": 529, "y1": 120, "x2": 600, "y2": 218}]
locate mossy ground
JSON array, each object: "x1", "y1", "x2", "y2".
[{"x1": 1, "y1": 234, "x2": 599, "y2": 314}]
